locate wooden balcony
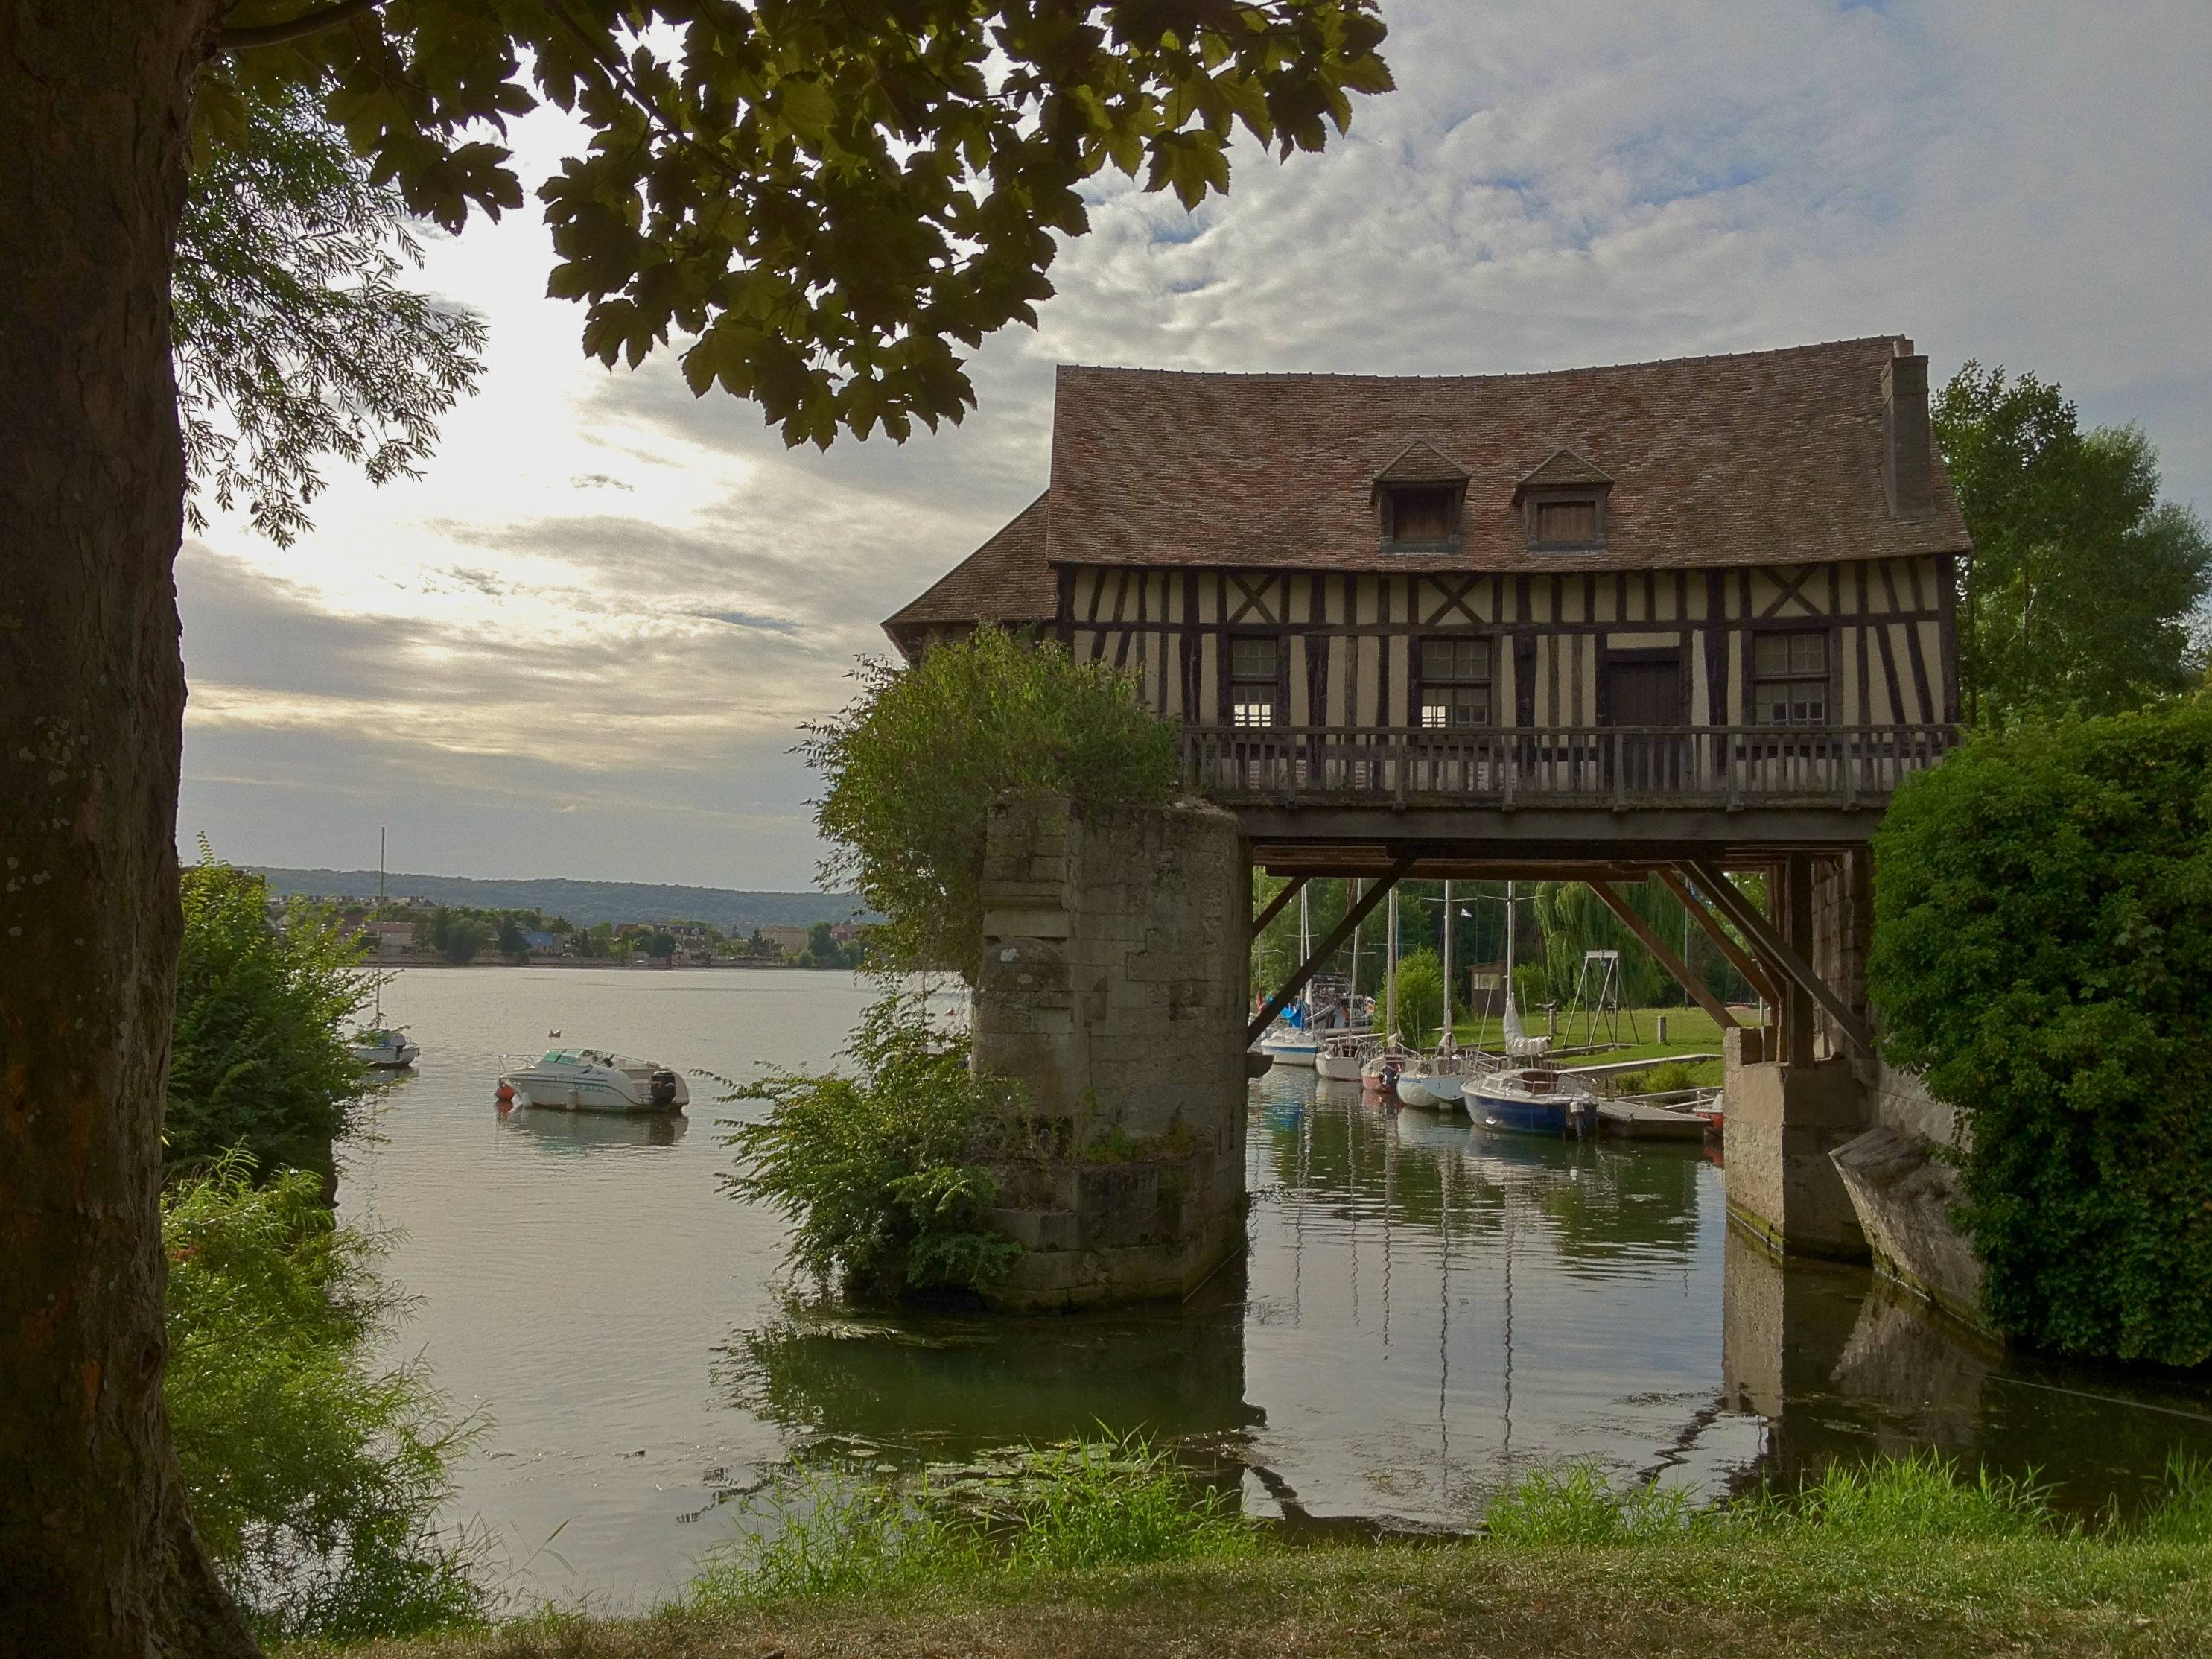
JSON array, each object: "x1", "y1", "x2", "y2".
[{"x1": 1182, "y1": 723, "x2": 1957, "y2": 813}]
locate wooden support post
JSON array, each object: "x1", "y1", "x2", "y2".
[
  {"x1": 1247, "y1": 857, "x2": 1413, "y2": 1044},
  {"x1": 1656, "y1": 867, "x2": 1780, "y2": 1007},
  {"x1": 1785, "y1": 852, "x2": 1816, "y2": 1066},
  {"x1": 1687, "y1": 860, "x2": 1873, "y2": 1061},
  {"x1": 1586, "y1": 882, "x2": 1739, "y2": 1030},
  {"x1": 1250, "y1": 874, "x2": 1309, "y2": 941}
]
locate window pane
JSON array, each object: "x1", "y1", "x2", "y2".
[
  {"x1": 1420, "y1": 687, "x2": 1489, "y2": 727},
  {"x1": 1232, "y1": 691, "x2": 1275, "y2": 728},
  {"x1": 1230, "y1": 638, "x2": 1277, "y2": 679},
  {"x1": 1534, "y1": 500, "x2": 1598, "y2": 544},
  {"x1": 1755, "y1": 633, "x2": 1789, "y2": 676},
  {"x1": 1421, "y1": 638, "x2": 1491, "y2": 682},
  {"x1": 1791, "y1": 632, "x2": 1827, "y2": 674}
]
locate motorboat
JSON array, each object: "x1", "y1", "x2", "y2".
[
  {"x1": 498, "y1": 1047, "x2": 690, "y2": 1113},
  {"x1": 352, "y1": 1026, "x2": 419, "y2": 1069},
  {"x1": 1470, "y1": 1066, "x2": 1598, "y2": 1136}
]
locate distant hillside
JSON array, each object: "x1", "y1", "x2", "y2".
[{"x1": 249, "y1": 867, "x2": 872, "y2": 933}]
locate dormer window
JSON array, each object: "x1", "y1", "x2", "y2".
[
  {"x1": 1371, "y1": 440, "x2": 1469, "y2": 552},
  {"x1": 1385, "y1": 487, "x2": 1458, "y2": 544},
  {"x1": 1531, "y1": 496, "x2": 1602, "y2": 547},
  {"x1": 1514, "y1": 448, "x2": 1614, "y2": 552}
]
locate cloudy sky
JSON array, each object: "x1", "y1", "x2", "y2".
[{"x1": 176, "y1": 0, "x2": 2212, "y2": 892}]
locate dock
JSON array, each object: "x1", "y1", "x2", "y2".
[{"x1": 1596, "y1": 1098, "x2": 1712, "y2": 1140}]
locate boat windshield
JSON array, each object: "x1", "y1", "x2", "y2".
[{"x1": 541, "y1": 1049, "x2": 582, "y2": 1065}]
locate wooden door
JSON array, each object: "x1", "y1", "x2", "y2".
[{"x1": 1607, "y1": 655, "x2": 1683, "y2": 791}]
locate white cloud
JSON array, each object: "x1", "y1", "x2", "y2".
[{"x1": 179, "y1": 0, "x2": 2212, "y2": 886}]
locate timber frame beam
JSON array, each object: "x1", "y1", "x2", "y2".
[
  {"x1": 1656, "y1": 868, "x2": 1782, "y2": 1007},
  {"x1": 1685, "y1": 860, "x2": 1873, "y2": 1060},
  {"x1": 1250, "y1": 875, "x2": 1309, "y2": 940},
  {"x1": 1246, "y1": 857, "x2": 1414, "y2": 1045},
  {"x1": 1586, "y1": 883, "x2": 1740, "y2": 1031}
]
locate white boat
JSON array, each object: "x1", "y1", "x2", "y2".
[
  {"x1": 499, "y1": 1047, "x2": 690, "y2": 1113},
  {"x1": 352, "y1": 1026, "x2": 419, "y2": 1069},
  {"x1": 1396, "y1": 1068, "x2": 1445, "y2": 1109},
  {"x1": 1315, "y1": 1032, "x2": 1373, "y2": 1082},
  {"x1": 1257, "y1": 1018, "x2": 1320, "y2": 1068}
]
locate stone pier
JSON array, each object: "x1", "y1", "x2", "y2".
[{"x1": 971, "y1": 794, "x2": 1250, "y2": 1310}]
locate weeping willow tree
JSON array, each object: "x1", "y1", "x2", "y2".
[{"x1": 1527, "y1": 878, "x2": 1758, "y2": 1011}]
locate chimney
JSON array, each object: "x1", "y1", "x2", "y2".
[{"x1": 1881, "y1": 340, "x2": 1933, "y2": 516}]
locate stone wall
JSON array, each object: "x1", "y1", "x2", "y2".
[{"x1": 972, "y1": 794, "x2": 1249, "y2": 1309}]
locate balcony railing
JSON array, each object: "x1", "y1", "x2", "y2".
[{"x1": 1182, "y1": 723, "x2": 1958, "y2": 810}]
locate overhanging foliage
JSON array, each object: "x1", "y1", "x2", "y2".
[
  {"x1": 806, "y1": 625, "x2": 1179, "y2": 980},
  {"x1": 1869, "y1": 702, "x2": 2212, "y2": 1366}
]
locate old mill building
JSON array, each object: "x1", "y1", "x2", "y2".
[{"x1": 884, "y1": 337, "x2": 1971, "y2": 1294}]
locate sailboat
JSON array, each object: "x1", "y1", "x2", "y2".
[
  {"x1": 1468, "y1": 881, "x2": 1594, "y2": 1135},
  {"x1": 350, "y1": 826, "x2": 420, "y2": 1070},
  {"x1": 1361, "y1": 885, "x2": 1419, "y2": 1098},
  {"x1": 1257, "y1": 884, "x2": 1321, "y2": 1068}
]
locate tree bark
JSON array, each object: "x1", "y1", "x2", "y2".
[{"x1": 1, "y1": 3, "x2": 258, "y2": 1654}]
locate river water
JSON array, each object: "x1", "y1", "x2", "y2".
[{"x1": 343, "y1": 968, "x2": 2212, "y2": 1611}]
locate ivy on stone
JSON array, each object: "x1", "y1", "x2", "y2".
[{"x1": 1869, "y1": 702, "x2": 2212, "y2": 1366}]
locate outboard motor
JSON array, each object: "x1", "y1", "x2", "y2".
[{"x1": 649, "y1": 1069, "x2": 680, "y2": 1109}]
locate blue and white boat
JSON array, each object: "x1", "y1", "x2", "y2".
[
  {"x1": 1470, "y1": 1067, "x2": 1597, "y2": 1136},
  {"x1": 1257, "y1": 1016, "x2": 1321, "y2": 1068}
]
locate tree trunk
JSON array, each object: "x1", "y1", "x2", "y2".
[{"x1": 1, "y1": 4, "x2": 258, "y2": 1654}]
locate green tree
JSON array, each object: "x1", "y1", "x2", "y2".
[
  {"x1": 1869, "y1": 702, "x2": 2212, "y2": 1365},
  {"x1": 176, "y1": 78, "x2": 484, "y2": 545},
  {"x1": 641, "y1": 928, "x2": 678, "y2": 962},
  {"x1": 167, "y1": 850, "x2": 372, "y2": 1192},
  {"x1": 1389, "y1": 948, "x2": 1444, "y2": 1047},
  {"x1": 495, "y1": 917, "x2": 530, "y2": 963},
  {"x1": 1936, "y1": 363, "x2": 2212, "y2": 723},
  {"x1": 808, "y1": 625, "x2": 1180, "y2": 980},
  {"x1": 164, "y1": 1158, "x2": 485, "y2": 1641},
  {"x1": 3, "y1": 7, "x2": 1389, "y2": 1647}
]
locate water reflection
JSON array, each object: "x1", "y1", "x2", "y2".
[
  {"x1": 720, "y1": 1065, "x2": 2212, "y2": 1527},
  {"x1": 716, "y1": 1271, "x2": 1258, "y2": 1465},
  {"x1": 497, "y1": 1104, "x2": 690, "y2": 1152},
  {"x1": 1724, "y1": 1226, "x2": 2212, "y2": 1514}
]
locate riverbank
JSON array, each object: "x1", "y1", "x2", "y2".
[{"x1": 324, "y1": 1529, "x2": 2212, "y2": 1657}]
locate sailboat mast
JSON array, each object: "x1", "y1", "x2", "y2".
[
  {"x1": 1441, "y1": 878, "x2": 1454, "y2": 1044},
  {"x1": 1347, "y1": 878, "x2": 1363, "y2": 1011},
  {"x1": 1385, "y1": 885, "x2": 1399, "y2": 1040},
  {"x1": 1297, "y1": 884, "x2": 1312, "y2": 1016},
  {"x1": 1504, "y1": 879, "x2": 1516, "y2": 1038}
]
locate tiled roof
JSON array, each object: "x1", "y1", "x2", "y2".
[
  {"x1": 1041, "y1": 337, "x2": 1971, "y2": 574},
  {"x1": 1372, "y1": 440, "x2": 1469, "y2": 486},
  {"x1": 1515, "y1": 447, "x2": 1614, "y2": 497},
  {"x1": 881, "y1": 491, "x2": 1056, "y2": 643}
]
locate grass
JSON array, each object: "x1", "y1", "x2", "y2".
[
  {"x1": 311, "y1": 1452, "x2": 2212, "y2": 1659},
  {"x1": 1452, "y1": 1003, "x2": 1735, "y2": 1082}
]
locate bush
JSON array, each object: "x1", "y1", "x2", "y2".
[
  {"x1": 806, "y1": 624, "x2": 1179, "y2": 980},
  {"x1": 167, "y1": 845, "x2": 372, "y2": 1183},
  {"x1": 725, "y1": 993, "x2": 1023, "y2": 1299},
  {"x1": 164, "y1": 1156, "x2": 487, "y2": 1641},
  {"x1": 1869, "y1": 703, "x2": 2212, "y2": 1365},
  {"x1": 1389, "y1": 947, "x2": 1444, "y2": 1047}
]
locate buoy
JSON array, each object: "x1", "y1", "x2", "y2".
[{"x1": 495, "y1": 1079, "x2": 516, "y2": 1108}]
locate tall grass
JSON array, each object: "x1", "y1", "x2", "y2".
[
  {"x1": 690, "y1": 1433, "x2": 1250, "y2": 1608},
  {"x1": 1481, "y1": 1463, "x2": 1700, "y2": 1544}
]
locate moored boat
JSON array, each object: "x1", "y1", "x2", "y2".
[
  {"x1": 352, "y1": 1026, "x2": 420, "y2": 1069},
  {"x1": 1315, "y1": 1032, "x2": 1373, "y2": 1082},
  {"x1": 499, "y1": 1047, "x2": 690, "y2": 1113},
  {"x1": 1257, "y1": 1018, "x2": 1321, "y2": 1068},
  {"x1": 1470, "y1": 1066, "x2": 1597, "y2": 1136}
]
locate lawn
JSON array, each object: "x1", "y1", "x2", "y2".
[{"x1": 330, "y1": 1532, "x2": 2212, "y2": 1658}]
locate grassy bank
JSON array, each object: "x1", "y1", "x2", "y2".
[{"x1": 316, "y1": 1453, "x2": 2212, "y2": 1658}]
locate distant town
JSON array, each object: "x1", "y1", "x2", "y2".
[{"x1": 287, "y1": 890, "x2": 871, "y2": 969}]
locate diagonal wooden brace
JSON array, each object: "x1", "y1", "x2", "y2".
[
  {"x1": 1656, "y1": 867, "x2": 1782, "y2": 1007},
  {"x1": 1686, "y1": 860, "x2": 1873, "y2": 1060},
  {"x1": 1586, "y1": 883, "x2": 1739, "y2": 1030},
  {"x1": 1246, "y1": 857, "x2": 1413, "y2": 1045},
  {"x1": 1250, "y1": 874, "x2": 1309, "y2": 941}
]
